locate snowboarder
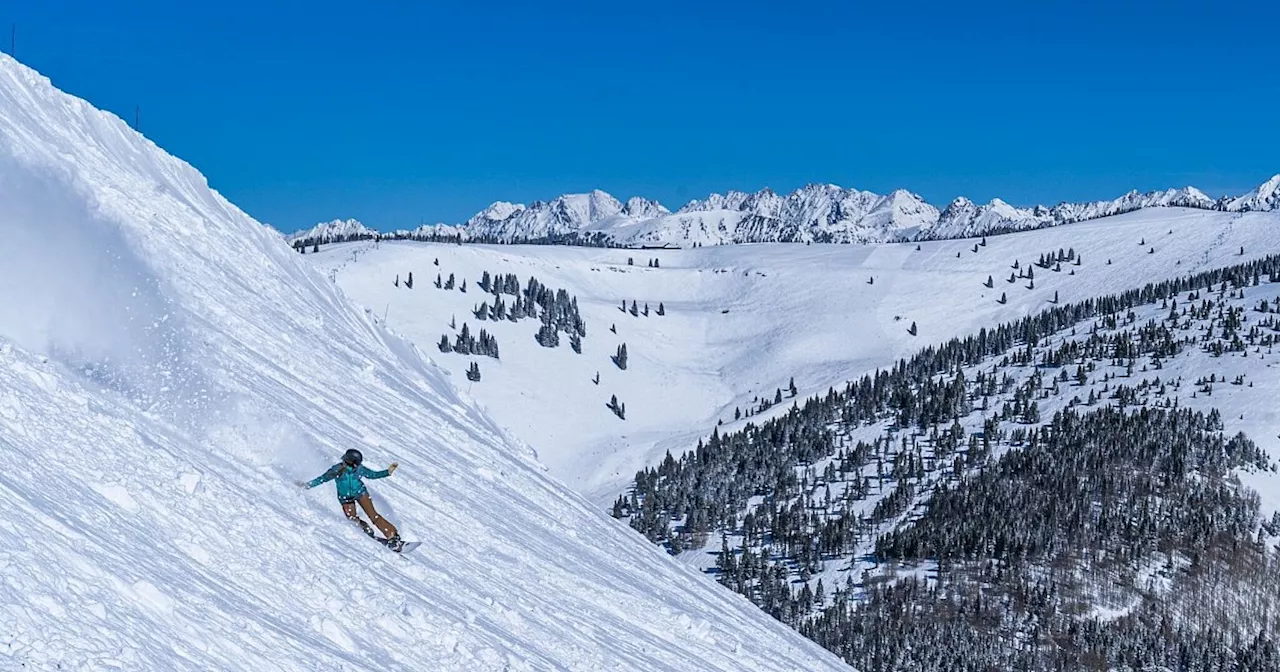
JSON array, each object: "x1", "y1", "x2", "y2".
[{"x1": 301, "y1": 449, "x2": 404, "y2": 550}]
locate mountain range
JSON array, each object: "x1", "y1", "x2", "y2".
[{"x1": 289, "y1": 176, "x2": 1280, "y2": 247}]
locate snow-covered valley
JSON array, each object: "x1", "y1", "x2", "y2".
[
  {"x1": 312, "y1": 207, "x2": 1280, "y2": 504},
  {"x1": 310, "y1": 204, "x2": 1280, "y2": 669}
]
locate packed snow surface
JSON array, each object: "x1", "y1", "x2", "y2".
[
  {"x1": 313, "y1": 207, "x2": 1280, "y2": 504},
  {"x1": 0, "y1": 54, "x2": 850, "y2": 671}
]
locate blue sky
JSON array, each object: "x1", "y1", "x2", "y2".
[{"x1": 3, "y1": 0, "x2": 1277, "y2": 231}]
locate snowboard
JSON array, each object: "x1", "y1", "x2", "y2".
[{"x1": 376, "y1": 537, "x2": 421, "y2": 553}]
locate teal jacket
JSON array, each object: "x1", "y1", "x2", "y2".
[{"x1": 307, "y1": 463, "x2": 390, "y2": 500}]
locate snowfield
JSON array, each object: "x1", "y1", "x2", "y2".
[
  {"x1": 312, "y1": 207, "x2": 1280, "y2": 504},
  {"x1": 0, "y1": 54, "x2": 851, "y2": 671}
]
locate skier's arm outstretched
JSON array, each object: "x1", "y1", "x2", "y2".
[
  {"x1": 301, "y1": 464, "x2": 341, "y2": 489},
  {"x1": 358, "y1": 462, "x2": 399, "y2": 480}
]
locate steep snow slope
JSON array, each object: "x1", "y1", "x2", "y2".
[
  {"x1": 0, "y1": 54, "x2": 850, "y2": 671},
  {"x1": 313, "y1": 207, "x2": 1280, "y2": 504}
]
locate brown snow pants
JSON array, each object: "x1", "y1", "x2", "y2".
[{"x1": 342, "y1": 493, "x2": 398, "y2": 540}]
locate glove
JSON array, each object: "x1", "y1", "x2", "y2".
[
  {"x1": 295, "y1": 480, "x2": 307, "y2": 488},
  {"x1": 388, "y1": 462, "x2": 399, "y2": 475}
]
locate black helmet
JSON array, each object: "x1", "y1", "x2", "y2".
[{"x1": 342, "y1": 449, "x2": 363, "y2": 466}]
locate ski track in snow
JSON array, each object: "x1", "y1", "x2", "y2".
[
  {"x1": 0, "y1": 54, "x2": 849, "y2": 671},
  {"x1": 313, "y1": 207, "x2": 1280, "y2": 507}
]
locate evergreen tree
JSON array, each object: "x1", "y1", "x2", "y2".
[
  {"x1": 612, "y1": 497, "x2": 626, "y2": 519},
  {"x1": 535, "y1": 321, "x2": 560, "y2": 348},
  {"x1": 613, "y1": 343, "x2": 628, "y2": 370},
  {"x1": 607, "y1": 394, "x2": 626, "y2": 419}
]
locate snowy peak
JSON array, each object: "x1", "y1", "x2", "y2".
[
  {"x1": 1224, "y1": 174, "x2": 1280, "y2": 212},
  {"x1": 553, "y1": 189, "x2": 624, "y2": 224},
  {"x1": 1160, "y1": 186, "x2": 1214, "y2": 208},
  {"x1": 463, "y1": 190, "x2": 627, "y2": 242},
  {"x1": 677, "y1": 190, "x2": 756, "y2": 213},
  {"x1": 622, "y1": 196, "x2": 670, "y2": 217},
  {"x1": 869, "y1": 189, "x2": 939, "y2": 233},
  {"x1": 288, "y1": 218, "x2": 377, "y2": 244},
  {"x1": 477, "y1": 200, "x2": 526, "y2": 222}
]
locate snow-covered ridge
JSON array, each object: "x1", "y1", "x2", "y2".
[
  {"x1": 288, "y1": 217, "x2": 378, "y2": 244},
  {"x1": 925, "y1": 185, "x2": 1218, "y2": 239},
  {"x1": 300, "y1": 177, "x2": 1279, "y2": 248},
  {"x1": 0, "y1": 53, "x2": 849, "y2": 671}
]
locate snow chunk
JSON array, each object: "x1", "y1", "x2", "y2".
[
  {"x1": 91, "y1": 484, "x2": 140, "y2": 513},
  {"x1": 129, "y1": 580, "x2": 176, "y2": 614}
]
